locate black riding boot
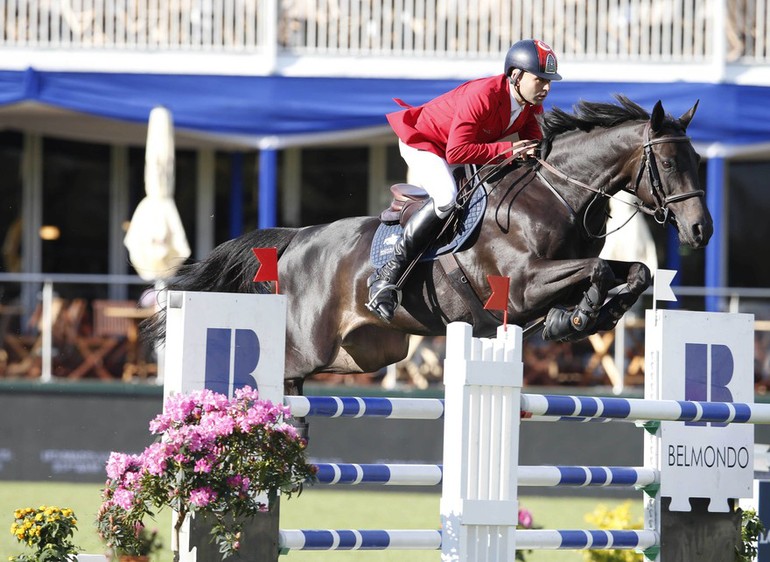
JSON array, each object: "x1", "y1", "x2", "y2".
[{"x1": 367, "y1": 199, "x2": 446, "y2": 322}]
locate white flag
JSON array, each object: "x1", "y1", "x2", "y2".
[{"x1": 653, "y1": 269, "x2": 678, "y2": 302}]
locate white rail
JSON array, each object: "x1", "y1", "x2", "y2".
[{"x1": 0, "y1": 0, "x2": 765, "y2": 64}]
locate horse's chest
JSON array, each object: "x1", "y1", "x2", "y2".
[{"x1": 533, "y1": 225, "x2": 599, "y2": 260}]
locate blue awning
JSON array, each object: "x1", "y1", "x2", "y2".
[{"x1": 0, "y1": 68, "x2": 768, "y2": 149}]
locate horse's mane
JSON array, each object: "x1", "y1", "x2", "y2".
[
  {"x1": 537, "y1": 95, "x2": 654, "y2": 159},
  {"x1": 540, "y1": 94, "x2": 650, "y2": 138}
]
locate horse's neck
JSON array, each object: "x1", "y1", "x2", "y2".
[{"x1": 545, "y1": 125, "x2": 641, "y2": 212}]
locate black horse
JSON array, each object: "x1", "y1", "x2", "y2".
[{"x1": 145, "y1": 96, "x2": 712, "y2": 394}]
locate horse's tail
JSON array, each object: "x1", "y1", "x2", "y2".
[{"x1": 141, "y1": 227, "x2": 300, "y2": 345}]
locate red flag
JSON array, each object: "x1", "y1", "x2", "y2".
[
  {"x1": 485, "y1": 275, "x2": 510, "y2": 329},
  {"x1": 252, "y1": 247, "x2": 279, "y2": 293},
  {"x1": 484, "y1": 275, "x2": 509, "y2": 311}
]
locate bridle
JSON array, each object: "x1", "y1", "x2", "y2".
[
  {"x1": 533, "y1": 121, "x2": 704, "y2": 236},
  {"x1": 631, "y1": 122, "x2": 704, "y2": 224}
]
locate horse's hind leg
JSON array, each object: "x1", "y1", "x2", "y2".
[
  {"x1": 593, "y1": 261, "x2": 652, "y2": 332},
  {"x1": 542, "y1": 259, "x2": 617, "y2": 342}
]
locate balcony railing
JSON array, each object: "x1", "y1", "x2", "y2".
[{"x1": 0, "y1": 0, "x2": 767, "y2": 81}]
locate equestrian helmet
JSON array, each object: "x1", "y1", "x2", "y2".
[{"x1": 504, "y1": 39, "x2": 562, "y2": 81}]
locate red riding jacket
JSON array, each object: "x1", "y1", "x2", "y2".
[{"x1": 386, "y1": 74, "x2": 544, "y2": 165}]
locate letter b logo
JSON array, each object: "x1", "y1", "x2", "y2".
[
  {"x1": 204, "y1": 328, "x2": 260, "y2": 395},
  {"x1": 685, "y1": 343, "x2": 734, "y2": 427}
]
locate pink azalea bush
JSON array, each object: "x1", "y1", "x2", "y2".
[{"x1": 96, "y1": 386, "x2": 316, "y2": 559}]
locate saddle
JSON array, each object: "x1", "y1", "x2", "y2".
[
  {"x1": 378, "y1": 183, "x2": 430, "y2": 226},
  {"x1": 369, "y1": 170, "x2": 487, "y2": 269}
]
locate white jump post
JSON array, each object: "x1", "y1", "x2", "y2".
[
  {"x1": 441, "y1": 322, "x2": 524, "y2": 562},
  {"x1": 163, "y1": 290, "x2": 287, "y2": 562},
  {"x1": 644, "y1": 308, "x2": 755, "y2": 560}
]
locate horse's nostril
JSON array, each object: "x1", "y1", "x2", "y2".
[
  {"x1": 691, "y1": 222, "x2": 713, "y2": 246},
  {"x1": 693, "y1": 224, "x2": 702, "y2": 240}
]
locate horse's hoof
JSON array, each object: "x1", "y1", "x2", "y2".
[{"x1": 541, "y1": 306, "x2": 574, "y2": 342}]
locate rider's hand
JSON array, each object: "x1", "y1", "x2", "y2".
[{"x1": 511, "y1": 139, "x2": 538, "y2": 160}]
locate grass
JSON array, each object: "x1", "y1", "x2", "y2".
[{"x1": 0, "y1": 482, "x2": 643, "y2": 561}]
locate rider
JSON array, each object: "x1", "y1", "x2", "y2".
[{"x1": 367, "y1": 38, "x2": 562, "y2": 322}]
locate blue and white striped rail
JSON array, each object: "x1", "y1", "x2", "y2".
[
  {"x1": 518, "y1": 465, "x2": 658, "y2": 487},
  {"x1": 287, "y1": 394, "x2": 770, "y2": 424},
  {"x1": 516, "y1": 529, "x2": 658, "y2": 551},
  {"x1": 313, "y1": 463, "x2": 442, "y2": 486},
  {"x1": 521, "y1": 393, "x2": 770, "y2": 424},
  {"x1": 278, "y1": 529, "x2": 442, "y2": 551},
  {"x1": 312, "y1": 463, "x2": 657, "y2": 487},
  {"x1": 285, "y1": 395, "x2": 444, "y2": 419},
  {"x1": 278, "y1": 529, "x2": 658, "y2": 551}
]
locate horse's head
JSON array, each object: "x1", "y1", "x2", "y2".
[{"x1": 630, "y1": 100, "x2": 713, "y2": 249}]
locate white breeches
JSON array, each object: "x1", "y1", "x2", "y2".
[{"x1": 399, "y1": 140, "x2": 460, "y2": 218}]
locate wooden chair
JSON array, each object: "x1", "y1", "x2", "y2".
[
  {"x1": 69, "y1": 299, "x2": 131, "y2": 380},
  {"x1": 70, "y1": 300, "x2": 157, "y2": 381},
  {"x1": 4, "y1": 298, "x2": 65, "y2": 378}
]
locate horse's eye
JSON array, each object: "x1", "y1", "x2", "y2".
[{"x1": 661, "y1": 159, "x2": 674, "y2": 170}]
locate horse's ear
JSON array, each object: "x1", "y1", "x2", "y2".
[
  {"x1": 650, "y1": 100, "x2": 665, "y2": 132},
  {"x1": 678, "y1": 100, "x2": 699, "y2": 130}
]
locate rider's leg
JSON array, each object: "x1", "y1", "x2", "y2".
[
  {"x1": 366, "y1": 143, "x2": 457, "y2": 322},
  {"x1": 397, "y1": 141, "x2": 459, "y2": 216},
  {"x1": 367, "y1": 199, "x2": 447, "y2": 321}
]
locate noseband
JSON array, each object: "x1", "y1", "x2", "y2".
[{"x1": 632, "y1": 122, "x2": 704, "y2": 224}]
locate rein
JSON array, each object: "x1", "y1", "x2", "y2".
[{"x1": 534, "y1": 122, "x2": 705, "y2": 238}]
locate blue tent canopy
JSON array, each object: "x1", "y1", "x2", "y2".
[{"x1": 1, "y1": 68, "x2": 769, "y2": 148}]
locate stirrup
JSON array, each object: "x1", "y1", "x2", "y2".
[{"x1": 365, "y1": 282, "x2": 402, "y2": 313}]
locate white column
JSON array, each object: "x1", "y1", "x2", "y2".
[
  {"x1": 196, "y1": 149, "x2": 216, "y2": 259},
  {"x1": 109, "y1": 145, "x2": 129, "y2": 300}
]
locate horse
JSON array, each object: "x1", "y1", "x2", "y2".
[{"x1": 144, "y1": 96, "x2": 712, "y2": 397}]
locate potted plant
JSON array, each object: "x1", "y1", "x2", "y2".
[
  {"x1": 97, "y1": 386, "x2": 316, "y2": 560},
  {"x1": 10, "y1": 506, "x2": 81, "y2": 562}
]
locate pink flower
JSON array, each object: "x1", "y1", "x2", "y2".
[
  {"x1": 195, "y1": 458, "x2": 213, "y2": 473},
  {"x1": 518, "y1": 508, "x2": 533, "y2": 528},
  {"x1": 226, "y1": 474, "x2": 251, "y2": 494},
  {"x1": 105, "y1": 452, "x2": 142, "y2": 480},
  {"x1": 141, "y1": 442, "x2": 170, "y2": 475},
  {"x1": 189, "y1": 487, "x2": 217, "y2": 507},
  {"x1": 113, "y1": 488, "x2": 136, "y2": 510}
]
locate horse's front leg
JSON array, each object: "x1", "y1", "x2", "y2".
[
  {"x1": 592, "y1": 260, "x2": 652, "y2": 332},
  {"x1": 540, "y1": 259, "x2": 617, "y2": 342}
]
